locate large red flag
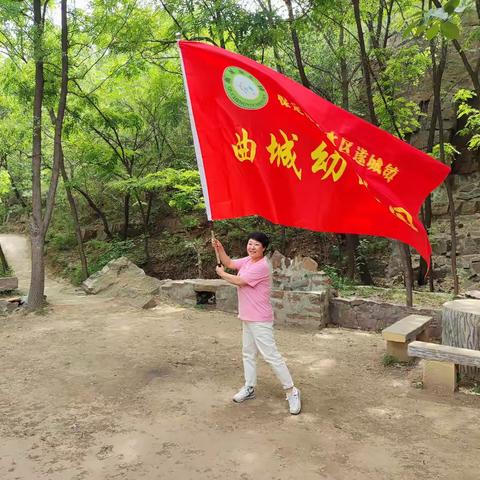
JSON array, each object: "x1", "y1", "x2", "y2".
[{"x1": 178, "y1": 40, "x2": 450, "y2": 262}]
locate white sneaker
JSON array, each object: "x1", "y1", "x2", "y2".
[
  {"x1": 233, "y1": 386, "x2": 255, "y2": 403},
  {"x1": 286, "y1": 387, "x2": 301, "y2": 415}
]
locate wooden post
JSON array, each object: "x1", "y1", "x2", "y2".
[{"x1": 442, "y1": 299, "x2": 480, "y2": 380}]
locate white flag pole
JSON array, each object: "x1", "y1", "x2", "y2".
[{"x1": 176, "y1": 34, "x2": 212, "y2": 221}]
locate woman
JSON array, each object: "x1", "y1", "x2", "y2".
[{"x1": 212, "y1": 231, "x2": 301, "y2": 415}]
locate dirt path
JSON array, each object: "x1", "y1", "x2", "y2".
[{"x1": 0, "y1": 234, "x2": 479, "y2": 480}]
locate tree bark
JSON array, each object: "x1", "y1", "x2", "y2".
[
  {"x1": 28, "y1": 0, "x2": 69, "y2": 309},
  {"x1": 28, "y1": 0, "x2": 47, "y2": 309},
  {"x1": 430, "y1": 0, "x2": 480, "y2": 97},
  {"x1": 284, "y1": 0, "x2": 310, "y2": 89},
  {"x1": 431, "y1": 39, "x2": 459, "y2": 295},
  {"x1": 61, "y1": 153, "x2": 89, "y2": 281},
  {"x1": 398, "y1": 242, "x2": 413, "y2": 307},
  {"x1": 122, "y1": 192, "x2": 130, "y2": 241},
  {"x1": 445, "y1": 176, "x2": 459, "y2": 294},
  {"x1": 74, "y1": 187, "x2": 113, "y2": 239},
  {"x1": 0, "y1": 243, "x2": 9, "y2": 274},
  {"x1": 3, "y1": 158, "x2": 26, "y2": 208},
  {"x1": 442, "y1": 299, "x2": 480, "y2": 380},
  {"x1": 352, "y1": 0, "x2": 379, "y2": 125},
  {"x1": 418, "y1": 88, "x2": 440, "y2": 287}
]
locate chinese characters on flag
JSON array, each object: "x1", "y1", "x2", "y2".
[{"x1": 178, "y1": 41, "x2": 450, "y2": 263}]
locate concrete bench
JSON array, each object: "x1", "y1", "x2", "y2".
[
  {"x1": 408, "y1": 341, "x2": 480, "y2": 393},
  {"x1": 382, "y1": 314, "x2": 433, "y2": 362}
]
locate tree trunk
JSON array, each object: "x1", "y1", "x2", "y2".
[
  {"x1": 0, "y1": 243, "x2": 9, "y2": 274},
  {"x1": 284, "y1": 0, "x2": 310, "y2": 89},
  {"x1": 442, "y1": 299, "x2": 480, "y2": 380},
  {"x1": 134, "y1": 191, "x2": 150, "y2": 261},
  {"x1": 122, "y1": 192, "x2": 130, "y2": 241},
  {"x1": 74, "y1": 187, "x2": 113, "y2": 239},
  {"x1": 345, "y1": 234, "x2": 356, "y2": 280},
  {"x1": 398, "y1": 242, "x2": 413, "y2": 307},
  {"x1": 352, "y1": 0, "x2": 379, "y2": 125},
  {"x1": 61, "y1": 153, "x2": 89, "y2": 281},
  {"x1": 431, "y1": 39, "x2": 459, "y2": 295},
  {"x1": 430, "y1": 0, "x2": 480, "y2": 97},
  {"x1": 418, "y1": 93, "x2": 439, "y2": 287},
  {"x1": 445, "y1": 176, "x2": 459, "y2": 294},
  {"x1": 4, "y1": 159, "x2": 26, "y2": 208},
  {"x1": 28, "y1": 0, "x2": 46, "y2": 309},
  {"x1": 28, "y1": 0, "x2": 69, "y2": 309}
]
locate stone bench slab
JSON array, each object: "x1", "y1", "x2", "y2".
[
  {"x1": 408, "y1": 341, "x2": 480, "y2": 368},
  {"x1": 382, "y1": 314, "x2": 433, "y2": 343},
  {"x1": 0, "y1": 276, "x2": 18, "y2": 292}
]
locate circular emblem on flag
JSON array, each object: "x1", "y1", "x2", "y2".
[{"x1": 223, "y1": 67, "x2": 268, "y2": 110}]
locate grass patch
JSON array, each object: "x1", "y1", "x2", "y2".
[
  {"x1": 382, "y1": 353, "x2": 415, "y2": 367},
  {"x1": 338, "y1": 285, "x2": 453, "y2": 308},
  {"x1": 382, "y1": 353, "x2": 398, "y2": 367},
  {"x1": 0, "y1": 267, "x2": 14, "y2": 278}
]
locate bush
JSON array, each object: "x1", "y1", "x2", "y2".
[
  {"x1": 86, "y1": 239, "x2": 136, "y2": 274},
  {"x1": 48, "y1": 232, "x2": 77, "y2": 251}
]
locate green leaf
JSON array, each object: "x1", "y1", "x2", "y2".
[
  {"x1": 403, "y1": 24, "x2": 416, "y2": 38},
  {"x1": 425, "y1": 22, "x2": 440, "y2": 40},
  {"x1": 414, "y1": 25, "x2": 427, "y2": 36},
  {"x1": 444, "y1": 0, "x2": 460, "y2": 14},
  {"x1": 440, "y1": 21, "x2": 460, "y2": 39}
]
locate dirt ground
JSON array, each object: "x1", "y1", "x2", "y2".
[{"x1": 0, "y1": 234, "x2": 479, "y2": 480}]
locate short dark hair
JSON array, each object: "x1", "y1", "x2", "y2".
[{"x1": 247, "y1": 231, "x2": 270, "y2": 250}]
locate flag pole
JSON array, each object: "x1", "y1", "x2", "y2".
[{"x1": 177, "y1": 34, "x2": 220, "y2": 268}]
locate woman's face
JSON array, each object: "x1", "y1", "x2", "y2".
[{"x1": 246, "y1": 238, "x2": 265, "y2": 261}]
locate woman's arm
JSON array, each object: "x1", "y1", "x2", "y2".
[
  {"x1": 215, "y1": 265, "x2": 247, "y2": 286},
  {"x1": 212, "y1": 239, "x2": 236, "y2": 270}
]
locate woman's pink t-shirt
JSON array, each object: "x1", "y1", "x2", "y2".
[{"x1": 232, "y1": 256, "x2": 274, "y2": 323}]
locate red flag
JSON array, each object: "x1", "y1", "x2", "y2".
[{"x1": 178, "y1": 40, "x2": 449, "y2": 263}]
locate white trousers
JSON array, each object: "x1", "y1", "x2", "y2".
[{"x1": 242, "y1": 321, "x2": 294, "y2": 390}]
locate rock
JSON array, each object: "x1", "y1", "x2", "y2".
[
  {"x1": 300, "y1": 256, "x2": 318, "y2": 272},
  {"x1": 471, "y1": 259, "x2": 480, "y2": 275},
  {"x1": 461, "y1": 201, "x2": 478, "y2": 215},
  {"x1": 465, "y1": 290, "x2": 480, "y2": 300},
  {"x1": 82, "y1": 257, "x2": 162, "y2": 309},
  {"x1": 432, "y1": 203, "x2": 449, "y2": 216},
  {"x1": 270, "y1": 250, "x2": 286, "y2": 269},
  {"x1": 457, "y1": 186, "x2": 480, "y2": 201},
  {"x1": 460, "y1": 237, "x2": 480, "y2": 255},
  {"x1": 96, "y1": 228, "x2": 107, "y2": 241},
  {"x1": 81, "y1": 227, "x2": 97, "y2": 242},
  {"x1": 431, "y1": 238, "x2": 448, "y2": 255},
  {"x1": 0, "y1": 300, "x2": 17, "y2": 315}
]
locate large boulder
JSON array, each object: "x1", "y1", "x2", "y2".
[{"x1": 82, "y1": 257, "x2": 162, "y2": 309}]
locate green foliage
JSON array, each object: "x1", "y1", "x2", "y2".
[
  {"x1": 323, "y1": 265, "x2": 353, "y2": 291},
  {"x1": 48, "y1": 232, "x2": 77, "y2": 251},
  {"x1": 382, "y1": 353, "x2": 398, "y2": 367},
  {"x1": 374, "y1": 46, "x2": 429, "y2": 137},
  {"x1": 374, "y1": 95, "x2": 423, "y2": 137},
  {"x1": 432, "y1": 142, "x2": 460, "y2": 163},
  {"x1": 0, "y1": 170, "x2": 11, "y2": 198},
  {"x1": 404, "y1": 0, "x2": 465, "y2": 40},
  {"x1": 454, "y1": 89, "x2": 480, "y2": 150},
  {"x1": 109, "y1": 168, "x2": 203, "y2": 213},
  {"x1": 86, "y1": 239, "x2": 137, "y2": 274}
]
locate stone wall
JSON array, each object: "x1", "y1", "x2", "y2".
[
  {"x1": 0, "y1": 276, "x2": 18, "y2": 292},
  {"x1": 329, "y1": 298, "x2": 442, "y2": 339},
  {"x1": 158, "y1": 279, "x2": 330, "y2": 329},
  {"x1": 271, "y1": 290, "x2": 329, "y2": 328}
]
